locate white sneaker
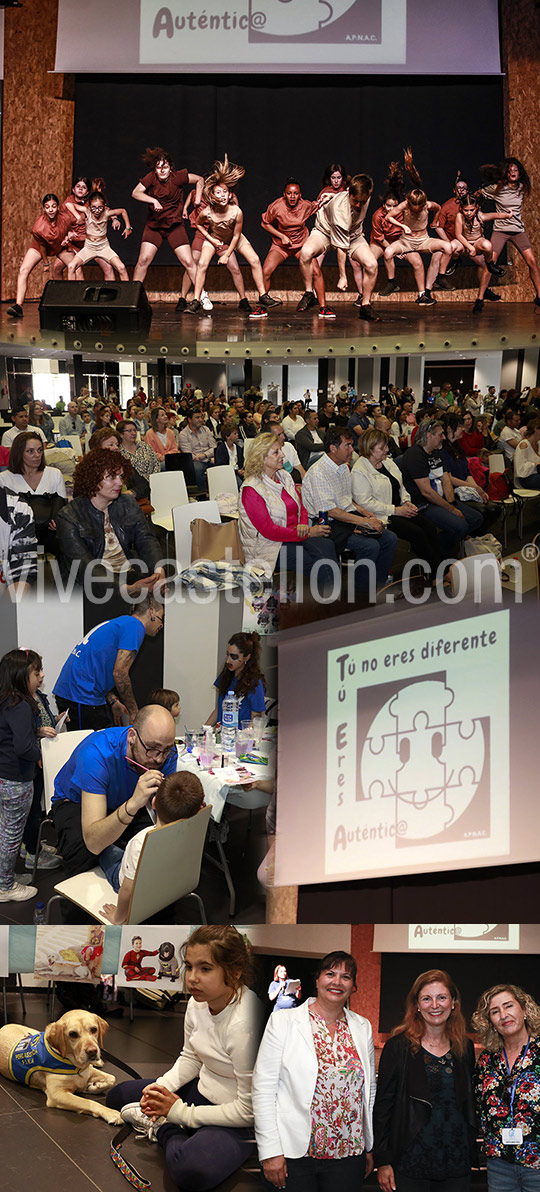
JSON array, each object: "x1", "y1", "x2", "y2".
[
  {"x1": 200, "y1": 290, "x2": 213, "y2": 312},
  {"x1": 121, "y1": 1102, "x2": 164, "y2": 1141},
  {"x1": 0, "y1": 882, "x2": 38, "y2": 902}
]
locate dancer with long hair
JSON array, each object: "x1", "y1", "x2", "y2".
[
  {"x1": 383, "y1": 149, "x2": 455, "y2": 305},
  {"x1": 453, "y1": 194, "x2": 507, "y2": 311},
  {"x1": 477, "y1": 156, "x2": 540, "y2": 310},
  {"x1": 186, "y1": 155, "x2": 280, "y2": 319}
]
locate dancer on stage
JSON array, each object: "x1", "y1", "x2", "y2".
[
  {"x1": 453, "y1": 194, "x2": 507, "y2": 311},
  {"x1": 186, "y1": 155, "x2": 280, "y2": 319},
  {"x1": 7, "y1": 194, "x2": 76, "y2": 319},
  {"x1": 383, "y1": 150, "x2": 455, "y2": 305},
  {"x1": 298, "y1": 173, "x2": 380, "y2": 321},
  {"x1": 56, "y1": 176, "x2": 116, "y2": 282},
  {"x1": 66, "y1": 189, "x2": 131, "y2": 280},
  {"x1": 132, "y1": 147, "x2": 204, "y2": 306},
  {"x1": 261, "y1": 178, "x2": 325, "y2": 310},
  {"x1": 477, "y1": 157, "x2": 540, "y2": 310},
  {"x1": 179, "y1": 186, "x2": 241, "y2": 312},
  {"x1": 315, "y1": 162, "x2": 357, "y2": 294},
  {"x1": 370, "y1": 163, "x2": 407, "y2": 297},
  {"x1": 431, "y1": 174, "x2": 470, "y2": 289}
]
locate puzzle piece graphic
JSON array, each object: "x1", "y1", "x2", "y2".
[
  {"x1": 360, "y1": 680, "x2": 485, "y2": 841},
  {"x1": 248, "y1": 0, "x2": 357, "y2": 37}
]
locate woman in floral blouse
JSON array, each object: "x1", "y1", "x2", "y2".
[
  {"x1": 473, "y1": 984, "x2": 540, "y2": 1192},
  {"x1": 253, "y1": 950, "x2": 375, "y2": 1192},
  {"x1": 373, "y1": 969, "x2": 476, "y2": 1192}
]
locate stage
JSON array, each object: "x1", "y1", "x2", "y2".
[{"x1": 1, "y1": 296, "x2": 540, "y2": 364}]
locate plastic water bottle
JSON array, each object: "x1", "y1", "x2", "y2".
[
  {"x1": 33, "y1": 901, "x2": 46, "y2": 925},
  {"x1": 221, "y1": 691, "x2": 239, "y2": 754}
]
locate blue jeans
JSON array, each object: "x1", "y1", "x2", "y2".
[
  {"x1": 344, "y1": 527, "x2": 398, "y2": 592},
  {"x1": 192, "y1": 458, "x2": 212, "y2": 492},
  {"x1": 487, "y1": 1159, "x2": 540, "y2": 1192},
  {"x1": 518, "y1": 473, "x2": 540, "y2": 490},
  {"x1": 277, "y1": 540, "x2": 339, "y2": 596},
  {"x1": 423, "y1": 501, "x2": 483, "y2": 556},
  {"x1": 98, "y1": 843, "x2": 124, "y2": 892}
]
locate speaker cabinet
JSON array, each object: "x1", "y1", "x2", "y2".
[{"x1": 39, "y1": 281, "x2": 152, "y2": 333}]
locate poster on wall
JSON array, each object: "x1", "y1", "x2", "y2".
[
  {"x1": 34, "y1": 926, "x2": 105, "y2": 981},
  {"x1": 116, "y1": 926, "x2": 191, "y2": 990}
]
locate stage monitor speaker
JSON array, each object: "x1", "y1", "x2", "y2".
[{"x1": 39, "y1": 281, "x2": 152, "y2": 334}]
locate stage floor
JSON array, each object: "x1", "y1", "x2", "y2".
[{"x1": 1, "y1": 298, "x2": 540, "y2": 361}]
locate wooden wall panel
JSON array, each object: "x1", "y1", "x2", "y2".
[
  {"x1": 1, "y1": 0, "x2": 74, "y2": 301},
  {"x1": 498, "y1": 0, "x2": 540, "y2": 302}
]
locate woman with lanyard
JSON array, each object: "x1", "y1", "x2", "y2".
[{"x1": 473, "y1": 984, "x2": 540, "y2": 1191}]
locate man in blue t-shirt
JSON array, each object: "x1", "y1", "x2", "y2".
[
  {"x1": 53, "y1": 594, "x2": 164, "y2": 731},
  {"x1": 51, "y1": 705, "x2": 177, "y2": 876}
]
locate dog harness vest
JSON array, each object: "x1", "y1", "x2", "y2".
[{"x1": 9, "y1": 1031, "x2": 81, "y2": 1085}]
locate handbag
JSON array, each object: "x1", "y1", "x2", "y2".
[
  {"x1": 463, "y1": 533, "x2": 502, "y2": 562},
  {"x1": 190, "y1": 517, "x2": 245, "y2": 564},
  {"x1": 22, "y1": 491, "x2": 67, "y2": 526}
]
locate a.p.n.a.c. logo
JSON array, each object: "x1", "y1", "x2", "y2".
[{"x1": 248, "y1": 0, "x2": 382, "y2": 43}]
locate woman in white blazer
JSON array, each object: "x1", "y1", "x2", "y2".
[
  {"x1": 253, "y1": 950, "x2": 375, "y2": 1192},
  {"x1": 351, "y1": 428, "x2": 441, "y2": 583}
]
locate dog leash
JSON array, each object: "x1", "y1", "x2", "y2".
[{"x1": 100, "y1": 1048, "x2": 152, "y2": 1189}]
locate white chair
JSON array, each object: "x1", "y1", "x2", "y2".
[
  {"x1": 207, "y1": 465, "x2": 239, "y2": 502},
  {"x1": 150, "y1": 470, "x2": 189, "y2": 534},
  {"x1": 41, "y1": 730, "x2": 93, "y2": 813},
  {"x1": 513, "y1": 455, "x2": 540, "y2": 538},
  {"x1": 173, "y1": 499, "x2": 221, "y2": 571},
  {"x1": 52, "y1": 416, "x2": 63, "y2": 433},
  {"x1": 46, "y1": 804, "x2": 211, "y2": 924},
  {"x1": 448, "y1": 554, "x2": 503, "y2": 601},
  {"x1": 243, "y1": 437, "x2": 256, "y2": 463}
]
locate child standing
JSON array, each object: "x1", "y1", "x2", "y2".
[{"x1": 0, "y1": 649, "x2": 56, "y2": 902}]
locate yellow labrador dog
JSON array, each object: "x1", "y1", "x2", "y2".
[{"x1": 0, "y1": 1009, "x2": 122, "y2": 1123}]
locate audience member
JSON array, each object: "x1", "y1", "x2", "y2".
[
  {"x1": 352, "y1": 429, "x2": 442, "y2": 583},
  {"x1": 2, "y1": 409, "x2": 46, "y2": 449},
  {"x1": 238, "y1": 433, "x2": 335, "y2": 586},
  {"x1": 400, "y1": 420, "x2": 483, "y2": 557},
  {"x1": 0, "y1": 432, "x2": 67, "y2": 556},
  {"x1": 214, "y1": 421, "x2": 245, "y2": 486},
  {"x1": 145, "y1": 406, "x2": 179, "y2": 462},
  {"x1": 294, "y1": 409, "x2": 325, "y2": 470},
  {"x1": 499, "y1": 409, "x2": 523, "y2": 463},
  {"x1": 55, "y1": 448, "x2": 165, "y2": 588},
  {"x1": 59, "y1": 401, "x2": 87, "y2": 442},
  {"x1": 178, "y1": 408, "x2": 216, "y2": 491},
  {"x1": 301, "y1": 428, "x2": 397, "y2": 594},
  {"x1": 514, "y1": 417, "x2": 540, "y2": 488},
  {"x1": 0, "y1": 487, "x2": 38, "y2": 593}
]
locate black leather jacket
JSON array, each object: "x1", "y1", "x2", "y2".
[
  {"x1": 373, "y1": 1032, "x2": 477, "y2": 1169},
  {"x1": 55, "y1": 493, "x2": 162, "y2": 586}
]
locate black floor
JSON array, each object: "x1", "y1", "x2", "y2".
[{"x1": 0, "y1": 992, "x2": 260, "y2": 1192}]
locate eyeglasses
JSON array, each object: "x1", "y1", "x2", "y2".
[{"x1": 133, "y1": 728, "x2": 176, "y2": 763}]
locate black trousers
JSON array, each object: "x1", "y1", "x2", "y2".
[
  {"x1": 51, "y1": 798, "x2": 152, "y2": 877},
  {"x1": 55, "y1": 696, "x2": 112, "y2": 731}
]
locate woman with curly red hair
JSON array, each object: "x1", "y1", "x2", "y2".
[
  {"x1": 55, "y1": 448, "x2": 164, "y2": 589},
  {"x1": 373, "y1": 969, "x2": 476, "y2": 1192}
]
